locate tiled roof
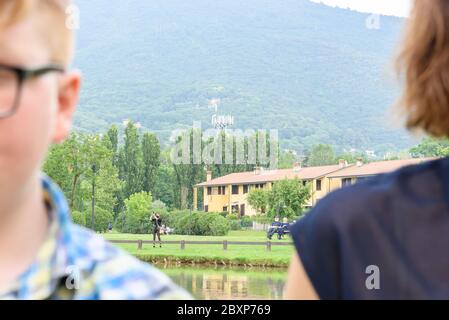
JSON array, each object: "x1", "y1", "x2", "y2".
[
  {"x1": 195, "y1": 164, "x2": 344, "y2": 187},
  {"x1": 326, "y1": 157, "x2": 437, "y2": 178},
  {"x1": 195, "y1": 157, "x2": 438, "y2": 187}
]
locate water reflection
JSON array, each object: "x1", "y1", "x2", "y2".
[{"x1": 162, "y1": 265, "x2": 287, "y2": 300}]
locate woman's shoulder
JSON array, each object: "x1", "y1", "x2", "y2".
[
  {"x1": 294, "y1": 157, "x2": 445, "y2": 233},
  {"x1": 289, "y1": 158, "x2": 448, "y2": 299}
]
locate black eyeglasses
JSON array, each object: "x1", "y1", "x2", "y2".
[{"x1": 0, "y1": 64, "x2": 65, "y2": 119}]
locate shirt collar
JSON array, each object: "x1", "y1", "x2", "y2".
[{"x1": 0, "y1": 174, "x2": 74, "y2": 299}]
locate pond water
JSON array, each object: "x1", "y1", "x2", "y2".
[{"x1": 162, "y1": 265, "x2": 287, "y2": 300}]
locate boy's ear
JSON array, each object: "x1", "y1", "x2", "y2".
[{"x1": 52, "y1": 70, "x2": 81, "y2": 144}]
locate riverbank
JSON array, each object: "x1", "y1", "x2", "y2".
[{"x1": 102, "y1": 230, "x2": 294, "y2": 267}]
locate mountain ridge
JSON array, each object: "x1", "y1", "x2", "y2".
[{"x1": 73, "y1": 0, "x2": 411, "y2": 155}]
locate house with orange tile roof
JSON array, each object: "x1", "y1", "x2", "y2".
[
  {"x1": 326, "y1": 157, "x2": 436, "y2": 192},
  {"x1": 193, "y1": 161, "x2": 349, "y2": 216},
  {"x1": 193, "y1": 157, "x2": 437, "y2": 217}
]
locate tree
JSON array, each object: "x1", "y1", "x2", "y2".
[
  {"x1": 117, "y1": 191, "x2": 153, "y2": 234},
  {"x1": 44, "y1": 133, "x2": 84, "y2": 211},
  {"x1": 248, "y1": 178, "x2": 311, "y2": 218},
  {"x1": 279, "y1": 150, "x2": 297, "y2": 169},
  {"x1": 106, "y1": 125, "x2": 119, "y2": 154},
  {"x1": 267, "y1": 178, "x2": 311, "y2": 218},
  {"x1": 120, "y1": 121, "x2": 144, "y2": 198},
  {"x1": 336, "y1": 152, "x2": 368, "y2": 164},
  {"x1": 72, "y1": 211, "x2": 86, "y2": 227},
  {"x1": 410, "y1": 137, "x2": 449, "y2": 158},
  {"x1": 106, "y1": 124, "x2": 119, "y2": 167},
  {"x1": 307, "y1": 144, "x2": 335, "y2": 166},
  {"x1": 81, "y1": 134, "x2": 121, "y2": 213},
  {"x1": 85, "y1": 207, "x2": 113, "y2": 233},
  {"x1": 170, "y1": 128, "x2": 280, "y2": 209},
  {"x1": 247, "y1": 189, "x2": 269, "y2": 214},
  {"x1": 171, "y1": 128, "x2": 204, "y2": 209},
  {"x1": 153, "y1": 160, "x2": 178, "y2": 210},
  {"x1": 44, "y1": 132, "x2": 121, "y2": 215},
  {"x1": 436, "y1": 146, "x2": 449, "y2": 157},
  {"x1": 142, "y1": 132, "x2": 160, "y2": 195}
]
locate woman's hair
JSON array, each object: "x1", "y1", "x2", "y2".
[{"x1": 397, "y1": 0, "x2": 449, "y2": 137}]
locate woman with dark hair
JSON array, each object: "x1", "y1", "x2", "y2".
[
  {"x1": 151, "y1": 212, "x2": 163, "y2": 248},
  {"x1": 285, "y1": 0, "x2": 449, "y2": 300}
]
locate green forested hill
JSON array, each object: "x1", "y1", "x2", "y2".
[{"x1": 73, "y1": 0, "x2": 410, "y2": 155}]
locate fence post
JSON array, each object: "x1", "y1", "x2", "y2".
[
  {"x1": 138, "y1": 240, "x2": 143, "y2": 250},
  {"x1": 181, "y1": 240, "x2": 185, "y2": 250},
  {"x1": 266, "y1": 241, "x2": 272, "y2": 252},
  {"x1": 223, "y1": 240, "x2": 228, "y2": 251}
]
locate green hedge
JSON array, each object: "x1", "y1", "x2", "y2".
[
  {"x1": 72, "y1": 211, "x2": 86, "y2": 227},
  {"x1": 229, "y1": 219, "x2": 242, "y2": 230},
  {"x1": 86, "y1": 207, "x2": 113, "y2": 233},
  {"x1": 171, "y1": 211, "x2": 230, "y2": 236},
  {"x1": 240, "y1": 216, "x2": 253, "y2": 228},
  {"x1": 72, "y1": 208, "x2": 113, "y2": 233}
]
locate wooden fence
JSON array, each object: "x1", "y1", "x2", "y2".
[{"x1": 109, "y1": 239, "x2": 292, "y2": 252}]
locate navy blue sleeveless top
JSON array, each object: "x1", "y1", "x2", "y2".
[{"x1": 290, "y1": 157, "x2": 449, "y2": 299}]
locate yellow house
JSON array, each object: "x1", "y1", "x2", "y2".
[
  {"x1": 326, "y1": 158, "x2": 436, "y2": 192},
  {"x1": 193, "y1": 162, "x2": 348, "y2": 216},
  {"x1": 193, "y1": 157, "x2": 437, "y2": 216}
]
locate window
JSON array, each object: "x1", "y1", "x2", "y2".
[
  {"x1": 205, "y1": 205, "x2": 209, "y2": 212},
  {"x1": 207, "y1": 187, "x2": 212, "y2": 195},
  {"x1": 232, "y1": 185, "x2": 239, "y2": 194},
  {"x1": 243, "y1": 185, "x2": 249, "y2": 194},
  {"x1": 316, "y1": 179, "x2": 322, "y2": 191},
  {"x1": 232, "y1": 204, "x2": 239, "y2": 213},
  {"x1": 221, "y1": 186, "x2": 226, "y2": 195},
  {"x1": 342, "y1": 178, "x2": 352, "y2": 187},
  {"x1": 302, "y1": 180, "x2": 307, "y2": 186},
  {"x1": 223, "y1": 206, "x2": 228, "y2": 212},
  {"x1": 218, "y1": 186, "x2": 225, "y2": 195}
]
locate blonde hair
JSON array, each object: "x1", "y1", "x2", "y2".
[
  {"x1": 397, "y1": 0, "x2": 449, "y2": 137},
  {"x1": 0, "y1": 0, "x2": 73, "y2": 65}
]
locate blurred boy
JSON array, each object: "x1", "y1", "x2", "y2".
[{"x1": 0, "y1": 0, "x2": 190, "y2": 299}]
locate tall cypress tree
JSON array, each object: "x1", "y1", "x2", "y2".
[
  {"x1": 121, "y1": 121, "x2": 144, "y2": 198},
  {"x1": 142, "y1": 132, "x2": 160, "y2": 195}
]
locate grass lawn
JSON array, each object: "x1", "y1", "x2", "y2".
[{"x1": 102, "y1": 230, "x2": 294, "y2": 267}]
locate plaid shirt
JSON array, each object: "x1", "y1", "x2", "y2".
[{"x1": 0, "y1": 175, "x2": 191, "y2": 300}]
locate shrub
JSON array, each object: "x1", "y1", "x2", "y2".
[
  {"x1": 198, "y1": 213, "x2": 230, "y2": 236},
  {"x1": 85, "y1": 207, "x2": 113, "y2": 233},
  {"x1": 118, "y1": 192, "x2": 153, "y2": 234},
  {"x1": 162, "y1": 209, "x2": 190, "y2": 228},
  {"x1": 229, "y1": 219, "x2": 242, "y2": 230},
  {"x1": 251, "y1": 215, "x2": 272, "y2": 224},
  {"x1": 218, "y1": 211, "x2": 228, "y2": 218},
  {"x1": 173, "y1": 211, "x2": 230, "y2": 236},
  {"x1": 240, "y1": 216, "x2": 253, "y2": 228},
  {"x1": 152, "y1": 199, "x2": 167, "y2": 210},
  {"x1": 115, "y1": 210, "x2": 127, "y2": 232},
  {"x1": 72, "y1": 211, "x2": 86, "y2": 227},
  {"x1": 175, "y1": 212, "x2": 201, "y2": 235}
]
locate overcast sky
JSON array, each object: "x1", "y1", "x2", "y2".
[{"x1": 310, "y1": 0, "x2": 412, "y2": 17}]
